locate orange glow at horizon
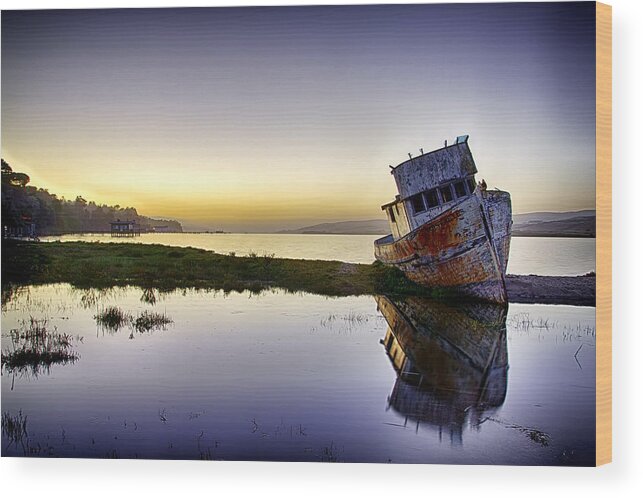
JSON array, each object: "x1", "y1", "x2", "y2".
[{"x1": 2, "y1": 143, "x2": 595, "y2": 233}]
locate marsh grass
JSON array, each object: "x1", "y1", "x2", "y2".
[
  {"x1": 345, "y1": 310, "x2": 366, "y2": 323},
  {"x1": 140, "y1": 288, "x2": 158, "y2": 305},
  {"x1": 319, "y1": 310, "x2": 370, "y2": 334},
  {"x1": 1, "y1": 318, "x2": 79, "y2": 376},
  {"x1": 1, "y1": 284, "x2": 26, "y2": 311},
  {"x1": 1, "y1": 410, "x2": 58, "y2": 457},
  {"x1": 320, "y1": 441, "x2": 343, "y2": 462},
  {"x1": 94, "y1": 306, "x2": 173, "y2": 334},
  {"x1": 94, "y1": 306, "x2": 131, "y2": 332},
  {"x1": 481, "y1": 416, "x2": 551, "y2": 447},
  {"x1": 508, "y1": 312, "x2": 557, "y2": 332},
  {"x1": 495, "y1": 418, "x2": 551, "y2": 447},
  {"x1": 562, "y1": 322, "x2": 596, "y2": 340},
  {"x1": 134, "y1": 311, "x2": 173, "y2": 332},
  {"x1": 2, "y1": 240, "x2": 431, "y2": 298},
  {"x1": 515, "y1": 425, "x2": 551, "y2": 447},
  {"x1": 2, "y1": 410, "x2": 28, "y2": 450}
]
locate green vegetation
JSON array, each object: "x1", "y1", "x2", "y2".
[{"x1": 2, "y1": 240, "x2": 433, "y2": 298}]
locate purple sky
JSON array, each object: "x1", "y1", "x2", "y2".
[{"x1": 1, "y1": 3, "x2": 596, "y2": 231}]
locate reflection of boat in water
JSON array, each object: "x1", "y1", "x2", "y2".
[
  {"x1": 374, "y1": 136, "x2": 512, "y2": 304},
  {"x1": 376, "y1": 295, "x2": 508, "y2": 444}
]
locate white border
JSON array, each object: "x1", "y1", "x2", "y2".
[{"x1": 1, "y1": 1, "x2": 641, "y2": 496}]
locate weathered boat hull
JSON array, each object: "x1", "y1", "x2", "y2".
[
  {"x1": 376, "y1": 295, "x2": 508, "y2": 437},
  {"x1": 374, "y1": 190, "x2": 512, "y2": 304}
]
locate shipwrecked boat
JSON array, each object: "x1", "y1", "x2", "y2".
[
  {"x1": 374, "y1": 135, "x2": 512, "y2": 304},
  {"x1": 376, "y1": 295, "x2": 508, "y2": 441}
]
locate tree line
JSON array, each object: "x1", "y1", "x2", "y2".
[{"x1": 2, "y1": 159, "x2": 182, "y2": 237}]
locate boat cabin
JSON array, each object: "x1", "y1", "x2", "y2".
[{"x1": 382, "y1": 135, "x2": 478, "y2": 241}]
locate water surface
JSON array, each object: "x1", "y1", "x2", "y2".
[{"x1": 2, "y1": 284, "x2": 595, "y2": 464}]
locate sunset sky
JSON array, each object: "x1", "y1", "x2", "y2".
[{"x1": 1, "y1": 3, "x2": 596, "y2": 232}]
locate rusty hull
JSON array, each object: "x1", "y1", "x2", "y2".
[{"x1": 374, "y1": 191, "x2": 512, "y2": 304}]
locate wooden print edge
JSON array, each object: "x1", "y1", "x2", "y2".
[{"x1": 595, "y1": 1, "x2": 612, "y2": 467}]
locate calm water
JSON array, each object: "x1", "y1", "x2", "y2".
[
  {"x1": 42, "y1": 233, "x2": 595, "y2": 276},
  {"x1": 1, "y1": 284, "x2": 595, "y2": 465}
]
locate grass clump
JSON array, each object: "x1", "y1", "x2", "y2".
[
  {"x1": 94, "y1": 306, "x2": 131, "y2": 331},
  {"x1": 94, "y1": 305, "x2": 173, "y2": 334},
  {"x1": 134, "y1": 311, "x2": 173, "y2": 332},
  {"x1": 1, "y1": 318, "x2": 79, "y2": 376},
  {"x1": 2, "y1": 410, "x2": 29, "y2": 450}
]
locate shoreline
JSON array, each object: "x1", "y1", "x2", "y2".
[
  {"x1": 1, "y1": 240, "x2": 595, "y2": 306},
  {"x1": 505, "y1": 274, "x2": 595, "y2": 306}
]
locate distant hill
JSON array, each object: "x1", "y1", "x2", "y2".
[
  {"x1": 278, "y1": 219, "x2": 389, "y2": 235},
  {"x1": 279, "y1": 209, "x2": 596, "y2": 238},
  {"x1": 513, "y1": 210, "x2": 595, "y2": 225},
  {"x1": 512, "y1": 210, "x2": 595, "y2": 237}
]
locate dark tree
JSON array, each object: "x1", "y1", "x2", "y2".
[
  {"x1": 1, "y1": 158, "x2": 182, "y2": 236},
  {"x1": 1, "y1": 159, "x2": 30, "y2": 187}
]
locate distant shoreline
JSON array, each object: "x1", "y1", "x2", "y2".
[
  {"x1": 276, "y1": 212, "x2": 596, "y2": 238},
  {"x1": 38, "y1": 231, "x2": 596, "y2": 238},
  {"x1": 511, "y1": 232, "x2": 595, "y2": 238},
  {"x1": 278, "y1": 231, "x2": 596, "y2": 238}
]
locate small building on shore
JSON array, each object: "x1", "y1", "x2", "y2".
[
  {"x1": 110, "y1": 219, "x2": 140, "y2": 237},
  {"x1": 2, "y1": 214, "x2": 37, "y2": 239}
]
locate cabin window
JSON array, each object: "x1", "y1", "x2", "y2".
[
  {"x1": 424, "y1": 189, "x2": 440, "y2": 208},
  {"x1": 454, "y1": 181, "x2": 467, "y2": 198},
  {"x1": 388, "y1": 207, "x2": 396, "y2": 223},
  {"x1": 467, "y1": 177, "x2": 476, "y2": 193},
  {"x1": 440, "y1": 185, "x2": 454, "y2": 203},
  {"x1": 410, "y1": 194, "x2": 426, "y2": 214}
]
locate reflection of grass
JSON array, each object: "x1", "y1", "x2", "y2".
[
  {"x1": 78, "y1": 288, "x2": 125, "y2": 309},
  {"x1": 95, "y1": 306, "x2": 131, "y2": 331},
  {"x1": 320, "y1": 441, "x2": 343, "y2": 462},
  {"x1": 508, "y1": 312, "x2": 556, "y2": 331},
  {"x1": 1, "y1": 318, "x2": 79, "y2": 376},
  {"x1": 319, "y1": 311, "x2": 370, "y2": 332},
  {"x1": 486, "y1": 417, "x2": 551, "y2": 447},
  {"x1": 1, "y1": 284, "x2": 26, "y2": 311},
  {"x1": 94, "y1": 307, "x2": 173, "y2": 334},
  {"x1": 140, "y1": 288, "x2": 158, "y2": 305},
  {"x1": 2, "y1": 240, "x2": 431, "y2": 298},
  {"x1": 2, "y1": 410, "x2": 28, "y2": 450},
  {"x1": 134, "y1": 311, "x2": 173, "y2": 332},
  {"x1": 2, "y1": 339, "x2": 77, "y2": 373},
  {"x1": 512, "y1": 425, "x2": 551, "y2": 447}
]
